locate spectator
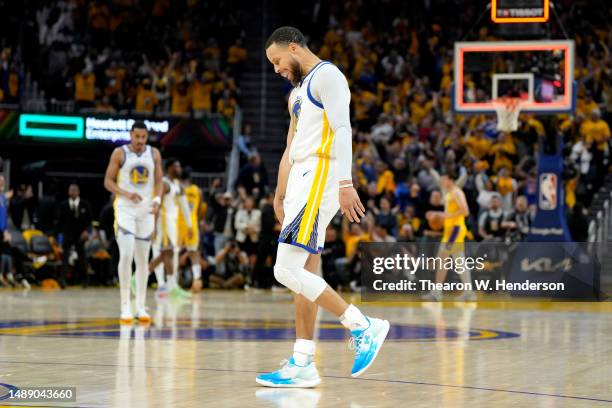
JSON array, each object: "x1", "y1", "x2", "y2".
[
  {"x1": 321, "y1": 226, "x2": 347, "y2": 290},
  {"x1": 235, "y1": 153, "x2": 268, "y2": 198},
  {"x1": 234, "y1": 196, "x2": 261, "y2": 259},
  {"x1": 0, "y1": 175, "x2": 12, "y2": 286},
  {"x1": 57, "y1": 183, "x2": 92, "y2": 288},
  {"x1": 9, "y1": 184, "x2": 36, "y2": 230},
  {"x1": 209, "y1": 192, "x2": 235, "y2": 254},
  {"x1": 206, "y1": 240, "x2": 248, "y2": 289},
  {"x1": 237, "y1": 124, "x2": 258, "y2": 164},
  {"x1": 253, "y1": 192, "x2": 277, "y2": 288},
  {"x1": 502, "y1": 195, "x2": 533, "y2": 241},
  {"x1": 478, "y1": 193, "x2": 506, "y2": 241}
]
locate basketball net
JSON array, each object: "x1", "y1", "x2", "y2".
[{"x1": 493, "y1": 97, "x2": 523, "y2": 132}]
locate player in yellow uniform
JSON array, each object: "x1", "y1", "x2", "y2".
[
  {"x1": 178, "y1": 167, "x2": 206, "y2": 292},
  {"x1": 423, "y1": 172, "x2": 475, "y2": 301}
]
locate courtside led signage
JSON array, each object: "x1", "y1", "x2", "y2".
[
  {"x1": 85, "y1": 117, "x2": 170, "y2": 142},
  {"x1": 19, "y1": 114, "x2": 84, "y2": 139}
]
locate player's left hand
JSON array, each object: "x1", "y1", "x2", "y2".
[
  {"x1": 150, "y1": 201, "x2": 160, "y2": 215},
  {"x1": 339, "y1": 186, "x2": 366, "y2": 223}
]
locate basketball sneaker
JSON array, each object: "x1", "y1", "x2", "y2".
[
  {"x1": 349, "y1": 317, "x2": 390, "y2": 377},
  {"x1": 170, "y1": 286, "x2": 192, "y2": 299},
  {"x1": 135, "y1": 308, "x2": 151, "y2": 323},
  {"x1": 256, "y1": 358, "x2": 321, "y2": 388},
  {"x1": 120, "y1": 310, "x2": 134, "y2": 325}
]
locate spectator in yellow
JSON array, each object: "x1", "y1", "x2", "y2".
[
  {"x1": 191, "y1": 73, "x2": 213, "y2": 117},
  {"x1": 491, "y1": 132, "x2": 517, "y2": 172},
  {"x1": 409, "y1": 92, "x2": 432, "y2": 125},
  {"x1": 383, "y1": 92, "x2": 402, "y2": 118},
  {"x1": 227, "y1": 38, "x2": 247, "y2": 75},
  {"x1": 353, "y1": 85, "x2": 377, "y2": 129},
  {"x1": 375, "y1": 161, "x2": 396, "y2": 194},
  {"x1": 341, "y1": 217, "x2": 370, "y2": 259},
  {"x1": 74, "y1": 69, "x2": 96, "y2": 110},
  {"x1": 95, "y1": 96, "x2": 116, "y2": 113},
  {"x1": 580, "y1": 109, "x2": 611, "y2": 152},
  {"x1": 465, "y1": 128, "x2": 492, "y2": 160},
  {"x1": 135, "y1": 78, "x2": 158, "y2": 113},
  {"x1": 577, "y1": 91, "x2": 599, "y2": 118},
  {"x1": 171, "y1": 81, "x2": 191, "y2": 114},
  {"x1": 217, "y1": 90, "x2": 237, "y2": 120}
]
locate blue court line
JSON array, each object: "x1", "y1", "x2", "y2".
[{"x1": 1, "y1": 359, "x2": 610, "y2": 404}]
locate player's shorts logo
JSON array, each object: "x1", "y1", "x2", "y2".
[
  {"x1": 292, "y1": 96, "x2": 302, "y2": 130},
  {"x1": 539, "y1": 173, "x2": 557, "y2": 210},
  {"x1": 129, "y1": 165, "x2": 149, "y2": 186}
]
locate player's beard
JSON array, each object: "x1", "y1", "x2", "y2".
[{"x1": 288, "y1": 59, "x2": 303, "y2": 86}]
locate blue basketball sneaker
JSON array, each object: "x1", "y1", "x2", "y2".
[
  {"x1": 349, "y1": 317, "x2": 390, "y2": 377},
  {"x1": 256, "y1": 358, "x2": 321, "y2": 388}
]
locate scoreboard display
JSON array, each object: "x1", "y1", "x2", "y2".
[{"x1": 491, "y1": 0, "x2": 549, "y2": 23}]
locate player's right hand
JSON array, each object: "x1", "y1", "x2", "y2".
[
  {"x1": 127, "y1": 192, "x2": 143, "y2": 204},
  {"x1": 339, "y1": 186, "x2": 365, "y2": 223}
]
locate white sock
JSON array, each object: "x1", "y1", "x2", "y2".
[
  {"x1": 117, "y1": 232, "x2": 135, "y2": 314},
  {"x1": 191, "y1": 263, "x2": 202, "y2": 280},
  {"x1": 293, "y1": 339, "x2": 315, "y2": 366},
  {"x1": 134, "y1": 240, "x2": 151, "y2": 311},
  {"x1": 152, "y1": 245, "x2": 165, "y2": 286},
  {"x1": 340, "y1": 304, "x2": 370, "y2": 332}
]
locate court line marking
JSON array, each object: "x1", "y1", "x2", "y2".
[{"x1": 0, "y1": 359, "x2": 610, "y2": 404}]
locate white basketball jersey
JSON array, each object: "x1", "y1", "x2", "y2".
[
  {"x1": 116, "y1": 145, "x2": 155, "y2": 208},
  {"x1": 161, "y1": 176, "x2": 181, "y2": 221},
  {"x1": 288, "y1": 61, "x2": 347, "y2": 163}
]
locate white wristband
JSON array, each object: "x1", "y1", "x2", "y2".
[
  {"x1": 152, "y1": 196, "x2": 161, "y2": 205},
  {"x1": 339, "y1": 184, "x2": 353, "y2": 189}
]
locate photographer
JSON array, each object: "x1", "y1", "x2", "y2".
[{"x1": 206, "y1": 240, "x2": 248, "y2": 289}]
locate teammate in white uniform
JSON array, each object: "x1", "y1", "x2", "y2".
[
  {"x1": 256, "y1": 27, "x2": 390, "y2": 388},
  {"x1": 104, "y1": 121, "x2": 163, "y2": 324},
  {"x1": 149, "y1": 158, "x2": 192, "y2": 298}
]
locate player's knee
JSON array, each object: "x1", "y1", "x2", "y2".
[{"x1": 273, "y1": 264, "x2": 301, "y2": 294}]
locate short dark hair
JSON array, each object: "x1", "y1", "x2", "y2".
[
  {"x1": 165, "y1": 157, "x2": 179, "y2": 171},
  {"x1": 265, "y1": 26, "x2": 306, "y2": 49},
  {"x1": 131, "y1": 121, "x2": 148, "y2": 131}
]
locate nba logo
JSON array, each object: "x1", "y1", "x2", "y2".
[{"x1": 539, "y1": 173, "x2": 557, "y2": 210}]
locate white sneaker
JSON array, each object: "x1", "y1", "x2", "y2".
[
  {"x1": 349, "y1": 317, "x2": 390, "y2": 377},
  {"x1": 136, "y1": 308, "x2": 151, "y2": 323},
  {"x1": 256, "y1": 358, "x2": 321, "y2": 388},
  {"x1": 456, "y1": 291, "x2": 477, "y2": 301},
  {"x1": 120, "y1": 310, "x2": 134, "y2": 325}
]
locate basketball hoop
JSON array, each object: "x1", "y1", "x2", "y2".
[{"x1": 493, "y1": 97, "x2": 523, "y2": 132}]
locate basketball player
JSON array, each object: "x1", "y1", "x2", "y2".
[
  {"x1": 422, "y1": 172, "x2": 476, "y2": 301},
  {"x1": 178, "y1": 166, "x2": 205, "y2": 293},
  {"x1": 149, "y1": 158, "x2": 193, "y2": 299},
  {"x1": 104, "y1": 121, "x2": 163, "y2": 323},
  {"x1": 256, "y1": 27, "x2": 389, "y2": 388}
]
